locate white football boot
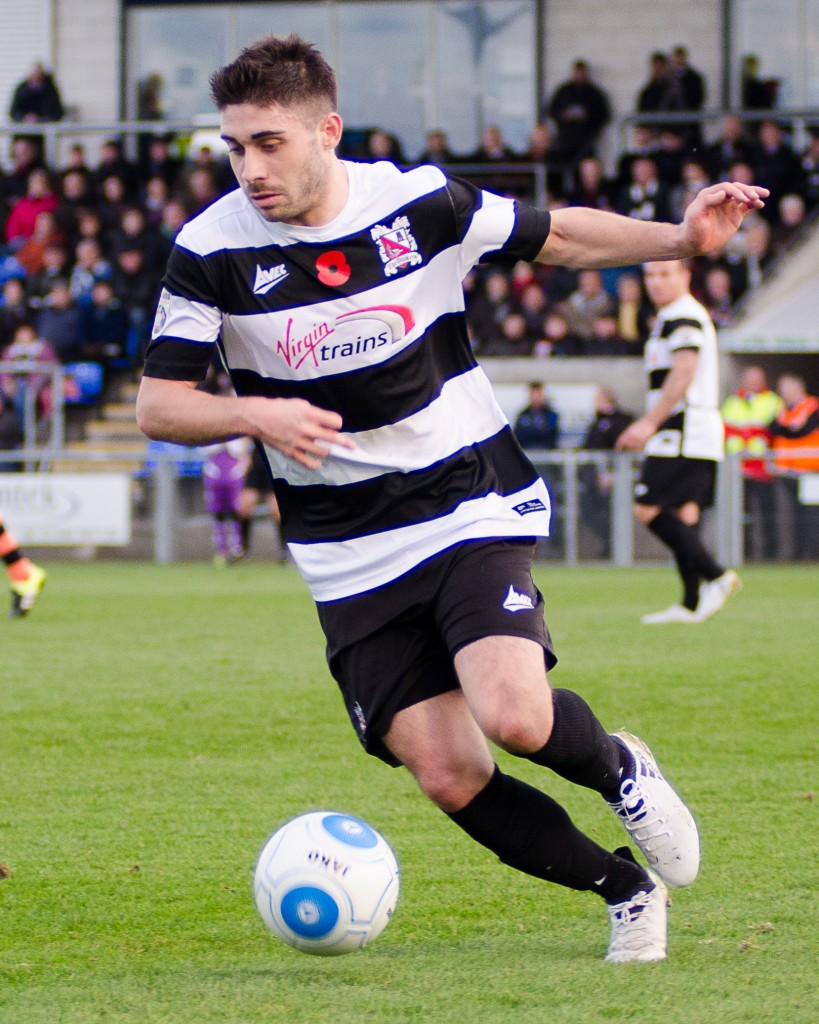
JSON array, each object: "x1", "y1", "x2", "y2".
[
  {"x1": 607, "y1": 732, "x2": 700, "y2": 888},
  {"x1": 696, "y1": 570, "x2": 742, "y2": 621},
  {"x1": 641, "y1": 604, "x2": 700, "y2": 624},
  {"x1": 605, "y1": 863, "x2": 669, "y2": 963}
]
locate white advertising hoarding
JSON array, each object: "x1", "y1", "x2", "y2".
[{"x1": 0, "y1": 474, "x2": 131, "y2": 545}]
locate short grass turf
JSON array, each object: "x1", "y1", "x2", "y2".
[{"x1": 1, "y1": 561, "x2": 816, "y2": 1024}]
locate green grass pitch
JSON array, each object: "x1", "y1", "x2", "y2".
[{"x1": 1, "y1": 561, "x2": 816, "y2": 1024}]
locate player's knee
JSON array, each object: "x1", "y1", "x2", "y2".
[
  {"x1": 488, "y1": 703, "x2": 553, "y2": 755},
  {"x1": 633, "y1": 503, "x2": 656, "y2": 525},
  {"x1": 415, "y1": 762, "x2": 493, "y2": 813}
]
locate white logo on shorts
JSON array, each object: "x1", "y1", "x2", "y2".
[{"x1": 503, "y1": 585, "x2": 534, "y2": 612}]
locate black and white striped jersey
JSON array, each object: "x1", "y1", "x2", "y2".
[
  {"x1": 643, "y1": 292, "x2": 724, "y2": 462},
  {"x1": 143, "y1": 159, "x2": 553, "y2": 601}
]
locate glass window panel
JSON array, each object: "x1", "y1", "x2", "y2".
[
  {"x1": 237, "y1": 4, "x2": 330, "y2": 54},
  {"x1": 438, "y1": 1, "x2": 535, "y2": 156},
  {"x1": 334, "y1": 2, "x2": 433, "y2": 161},
  {"x1": 129, "y1": 7, "x2": 228, "y2": 120}
]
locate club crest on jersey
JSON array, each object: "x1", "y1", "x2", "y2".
[{"x1": 371, "y1": 216, "x2": 422, "y2": 276}]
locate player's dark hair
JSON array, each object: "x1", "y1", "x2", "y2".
[{"x1": 210, "y1": 34, "x2": 337, "y2": 116}]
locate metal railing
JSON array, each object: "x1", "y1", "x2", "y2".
[
  {"x1": 3, "y1": 446, "x2": 816, "y2": 565},
  {"x1": 0, "y1": 361, "x2": 67, "y2": 459}
]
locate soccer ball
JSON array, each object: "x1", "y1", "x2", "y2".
[{"x1": 253, "y1": 810, "x2": 400, "y2": 956}]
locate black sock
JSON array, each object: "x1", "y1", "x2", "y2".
[
  {"x1": 240, "y1": 517, "x2": 251, "y2": 551},
  {"x1": 448, "y1": 767, "x2": 649, "y2": 903},
  {"x1": 648, "y1": 511, "x2": 724, "y2": 604},
  {"x1": 671, "y1": 550, "x2": 702, "y2": 610},
  {"x1": 524, "y1": 689, "x2": 628, "y2": 798}
]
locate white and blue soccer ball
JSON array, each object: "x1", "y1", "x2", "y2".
[{"x1": 254, "y1": 811, "x2": 400, "y2": 956}]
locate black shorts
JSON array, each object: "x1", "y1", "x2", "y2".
[
  {"x1": 635, "y1": 456, "x2": 717, "y2": 509},
  {"x1": 244, "y1": 444, "x2": 274, "y2": 494},
  {"x1": 318, "y1": 540, "x2": 557, "y2": 766}
]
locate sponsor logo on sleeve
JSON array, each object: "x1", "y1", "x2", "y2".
[{"x1": 512, "y1": 498, "x2": 547, "y2": 516}]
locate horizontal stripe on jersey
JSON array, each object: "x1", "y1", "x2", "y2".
[
  {"x1": 142, "y1": 160, "x2": 553, "y2": 599},
  {"x1": 660, "y1": 317, "x2": 703, "y2": 337},
  {"x1": 278, "y1": 427, "x2": 535, "y2": 541},
  {"x1": 290, "y1": 480, "x2": 551, "y2": 603},
  {"x1": 230, "y1": 313, "x2": 474, "y2": 432},
  {"x1": 257, "y1": 365, "x2": 507, "y2": 487}
]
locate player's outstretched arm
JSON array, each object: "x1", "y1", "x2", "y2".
[
  {"x1": 539, "y1": 182, "x2": 768, "y2": 269},
  {"x1": 136, "y1": 376, "x2": 353, "y2": 470}
]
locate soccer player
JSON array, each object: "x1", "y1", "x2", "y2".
[
  {"x1": 0, "y1": 513, "x2": 46, "y2": 618},
  {"x1": 616, "y1": 260, "x2": 742, "y2": 623},
  {"x1": 135, "y1": 35, "x2": 767, "y2": 962}
]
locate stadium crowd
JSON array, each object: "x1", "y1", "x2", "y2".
[{"x1": 1, "y1": 48, "x2": 817, "y2": 437}]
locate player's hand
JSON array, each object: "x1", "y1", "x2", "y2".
[
  {"x1": 615, "y1": 418, "x2": 655, "y2": 451},
  {"x1": 251, "y1": 397, "x2": 355, "y2": 470},
  {"x1": 680, "y1": 181, "x2": 769, "y2": 256}
]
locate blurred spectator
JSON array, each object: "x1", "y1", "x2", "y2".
[
  {"x1": 532, "y1": 309, "x2": 583, "y2": 358},
  {"x1": 62, "y1": 142, "x2": 90, "y2": 176},
  {"x1": 615, "y1": 156, "x2": 672, "y2": 222},
  {"x1": 141, "y1": 175, "x2": 171, "y2": 226},
  {"x1": 563, "y1": 269, "x2": 615, "y2": 341},
  {"x1": 636, "y1": 51, "x2": 673, "y2": 133},
  {"x1": 704, "y1": 114, "x2": 754, "y2": 181},
  {"x1": 57, "y1": 168, "x2": 96, "y2": 242},
  {"x1": 669, "y1": 158, "x2": 711, "y2": 222},
  {"x1": 74, "y1": 208, "x2": 107, "y2": 255},
  {"x1": 741, "y1": 54, "x2": 777, "y2": 111},
  {"x1": 518, "y1": 122, "x2": 568, "y2": 200},
  {"x1": 35, "y1": 279, "x2": 83, "y2": 361},
  {"x1": 68, "y1": 238, "x2": 111, "y2": 304},
  {"x1": 700, "y1": 265, "x2": 735, "y2": 327},
  {"x1": 614, "y1": 272, "x2": 652, "y2": 354},
  {"x1": 92, "y1": 139, "x2": 139, "y2": 199},
  {"x1": 518, "y1": 281, "x2": 549, "y2": 337},
  {"x1": 482, "y1": 311, "x2": 534, "y2": 357},
  {"x1": 614, "y1": 125, "x2": 657, "y2": 192},
  {"x1": 721, "y1": 366, "x2": 782, "y2": 561},
  {"x1": 751, "y1": 120, "x2": 803, "y2": 223},
  {"x1": 14, "y1": 209, "x2": 63, "y2": 276},
  {"x1": 0, "y1": 389, "x2": 23, "y2": 468},
  {"x1": 585, "y1": 313, "x2": 629, "y2": 356},
  {"x1": 0, "y1": 322, "x2": 60, "y2": 427},
  {"x1": 139, "y1": 133, "x2": 182, "y2": 190},
  {"x1": 546, "y1": 59, "x2": 610, "y2": 165},
  {"x1": 652, "y1": 129, "x2": 688, "y2": 188},
  {"x1": 4, "y1": 169, "x2": 58, "y2": 245},
  {"x1": 159, "y1": 197, "x2": 191, "y2": 243},
  {"x1": 770, "y1": 374, "x2": 819, "y2": 561},
  {"x1": 361, "y1": 129, "x2": 406, "y2": 165},
  {"x1": 177, "y1": 166, "x2": 222, "y2": 215},
  {"x1": 8, "y1": 62, "x2": 64, "y2": 123},
  {"x1": 667, "y1": 45, "x2": 706, "y2": 145},
  {"x1": 567, "y1": 155, "x2": 613, "y2": 210},
  {"x1": 0, "y1": 278, "x2": 30, "y2": 349},
  {"x1": 79, "y1": 278, "x2": 130, "y2": 368},
  {"x1": 769, "y1": 193, "x2": 807, "y2": 259},
  {"x1": 798, "y1": 126, "x2": 819, "y2": 210},
  {"x1": 111, "y1": 246, "x2": 160, "y2": 358},
  {"x1": 579, "y1": 386, "x2": 633, "y2": 556},
  {"x1": 416, "y1": 129, "x2": 457, "y2": 166},
  {"x1": 513, "y1": 382, "x2": 559, "y2": 449},
  {"x1": 26, "y1": 241, "x2": 70, "y2": 305},
  {"x1": 96, "y1": 174, "x2": 130, "y2": 240},
  {"x1": 110, "y1": 205, "x2": 172, "y2": 269},
  {"x1": 468, "y1": 125, "x2": 518, "y2": 163},
  {"x1": 1, "y1": 138, "x2": 45, "y2": 212}
]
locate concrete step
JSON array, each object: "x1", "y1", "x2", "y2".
[
  {"x1": 100, "y1": 402, "x2": 139, "y2": 422},
  {"x1": 85, "y1": 420, "x2": 146, "y2": 441}
]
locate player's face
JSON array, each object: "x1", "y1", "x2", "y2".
[
  {"x1": 642, "y1": 261, "x2": 691, "y2": 309},
  {"x1": 220, "y1": 102, "x2": 342, "y2": 226}
]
